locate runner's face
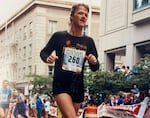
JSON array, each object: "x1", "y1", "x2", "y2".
[
  {"x1": 3, "y1": 81, "x2": 8, "y2": 88},
  {"x1": 72, "y1": 6, "x2": 88, "y2": 27}
]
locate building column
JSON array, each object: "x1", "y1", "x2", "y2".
[
  {"x1": 98, "y1": 50, "x2": 105, "y2": 70},
  {"x1": 126, "y1": 44, "x2": 134, "y2": 68}
]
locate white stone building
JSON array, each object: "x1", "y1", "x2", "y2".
[{"x1": 99, "y1": 0, "x2": 150, "y2": 71}]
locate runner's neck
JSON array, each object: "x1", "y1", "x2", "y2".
[{"x1": 69, "y1": 27, "x2": 83, "y2": 37}]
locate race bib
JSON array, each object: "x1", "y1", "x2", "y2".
[
  {"x1": 62, "y1": 47, "x2": 86, "y2": 73},
  {"x1": 0, "y1": 94, "x2": 8, "y2": 103}
]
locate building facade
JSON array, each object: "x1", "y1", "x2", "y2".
[
  {"x1": 99, "y1": 0, "x2": 150, "y2": 71},
  {"x1": 0, "y1": 0, "x2": 100, "y2": 87}
]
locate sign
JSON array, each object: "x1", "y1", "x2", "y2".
[{"x1": 97, "y1": 97, "x2": 149, "y2": 118}]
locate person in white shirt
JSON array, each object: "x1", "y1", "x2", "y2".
[{"x1": 43, "y1": 98, "x2": 50, "y2": 118}]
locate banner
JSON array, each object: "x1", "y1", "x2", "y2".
[{"x1": 97, "y1": 97, "x2": 149, "y2": 118}]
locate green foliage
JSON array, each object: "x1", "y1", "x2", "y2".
[
  {"x1": 131, "y1": 54, "x2": 150, "y2": 90},
  {"x1": 27, "y1": 74, "x2": 53, "y2": 96},
  {"x1": 85, "y1": 71, "x2": 131, "y2": 96},
  {"x1": 84, "y1": 54, "x2": 150, "y2": 97}
]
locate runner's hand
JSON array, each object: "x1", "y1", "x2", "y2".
[
  {"x1": 85, "y1": 54, "x2": 97, "y2": 65},
  {"x1": 46, "y1": 55, "x2": 58, "y2": 64}
]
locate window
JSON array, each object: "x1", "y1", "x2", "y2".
[
  {"x1": 23, "y1": 67, "x2": 26, "y2": 78},
  {"x1": 29, "y1": 44, "x2": 32, "y2": 58},
  {"x1": 29, "y1": 22, "x2": 33, "y2": 37},
  {"x1": 19, "y1": 28, "x2": 22, "y2": 40},
  {"x1": 15, "y1": 30, "x2": 19, "y2": 40},
  {"x1": 48, "y1": 66, "x2": 54, "y2": 75},
  {"x1": 28, "y1": 65, "x2": 32, "y2": 75},
  {"x1": 134, "y1": 0, "x2": 150, "y2": 10},
  {"x1": 23, "y1": 46, "x2": 26, "y2": 59},
  {"x1": 83, "y1": 25, "x2": 88, "y2": 35},
  {"x1": 115, "y1": 55, "x2": 121, "y2": 61},
  {"x1": 48, "y1": 21, "x2": 57, "y2": 34},
  {"x1": 18, "y1": 68, "x2": 21, "y2": 79},
  {"x1": 23, "y1": 25, "x2": 27, "y2": 40},
  {"x1": 19, "y1": 48, "x2": 21, "y2": 59}
]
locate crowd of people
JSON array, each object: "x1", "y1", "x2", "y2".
[
  {"x1": 113, "y1": 65, "x2": 139, "y2": 80},
  {"x1": 80, "y1": 84, "x2": 150, "y2": 109},
  {"x1": 0, "y1": 79, "x2": 58, "y2": 118},
  {"x1": 0, "y1": 79, "x2": 149, "y2": 118}
]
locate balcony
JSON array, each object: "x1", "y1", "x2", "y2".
[{"x1": 132, "y1": 0, "x2": 150, "y2": 24}]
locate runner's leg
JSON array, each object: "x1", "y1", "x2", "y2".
[
  {"x1": 0, "y1": 107, "x2": 5, "y2": 118},
  {"x1": 73, "y1": 103, "x2": 80, "y2": 116},
  {"x1": 4, "y1": 108, "x2": 9, "y2": 118},
  {"x1": 55, "y1": 93, "x2": 78, "y2": 118}
]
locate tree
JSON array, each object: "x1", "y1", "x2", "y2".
[
  {"x1": 130, "y1": 54, "x2": 150, "y2": 90},
  {"x1": 86, "y1": 71, "x2": 131, "y2": 97},
  {"x1": 27, "y1": 74, "x2": 53, "y2": 96},
  {"x1": 84, "y1": 54, "x2": 150, "y2": 97}
]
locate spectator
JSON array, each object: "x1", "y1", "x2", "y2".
[
  {"x1": 9, "y1": 91, "x2": 18, "y2": 118},
  {"x1": 124, "y1": 94, "x2": 131, "y2": 105},
  {"x1": 95, "y1": 94, "x2": 99, "y2": 106},
  {"x1": 28, "y1": 95, "x2": 36, "y2": 117},
  {"x1": 99, "y1": 94, "x2": 103, "y2": 105},
  {"x1": 117, "y1": 94, "x2": 124, "y2": 105},
  {"x1": 131, "y1": 84, "x2": 140, "y2": 97},
  {"x1": 44, "y1": 98, "x2": 50, "y2": 118},
  {"x1": 121, "y1": 65, "x2": 127, "y2": 76},
  {"x1": 0, "y1": 80, "x2": 12, "y2": 118},
  {"x1": 113, "y1": 66, "x2": 121, "y2": 72},
  {"x1": 131, "y1": 95, "x2": 141, "y2": 104},
  {"x1": 14, "y1": 89, "x2": 27, "y2": 118},
  {"x1": 125, "y1": 66, "x2": 131, "y2": 80},
  {"x1": 80, "y1": 95, "x2": 89, "y2": 108},
  {"x1": 110, "y1": 95, "x2": 116, "y2": 106},
  {"x1": 131, "y1": 65, "x2": 138, "y2": 75},
  {"x1": 105, "y1": 95, "x2": 113, "y2": 106},
  {"x1": 36, "y1": 95, "x2": 43, "y2": 118},
  {"x1": 89, "y1": 95, "x2": 95, "y2": 106}
]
